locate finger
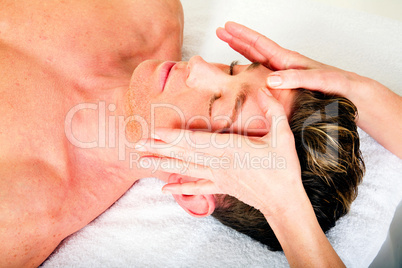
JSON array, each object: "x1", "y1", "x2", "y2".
[
  {"x1": 216, "y1": 27, "x2": 232, "y2": 42},
  {"x1": 267, "y1": 69, "x2": 350, "y2": 96},
  {"x1": 224, "y1": 22, "x2": 284, "y2": 69},
  {"x1": 153, "y1": 128, "x2": 210, "y2": 148},
  {"x1": 140, "y1": 156, "x2": 214, "y2": 180},
  {"x1": 136, "y1": 139, "x2": 213, "y2": 166},
  {"x1": 257, "y1": 87, "x2": 292, "y2": 143},
  {"x1": 224, "y1": 21, "x2": 318, "y2": 70},
  {"x1": 162, "y1": 180, "x2": 223, "y2": 195},
  {"x1": 217, "y1": 27, "x2": 267, "y2": 64},
  {"x1": 152, "y1": 127, "x2": 242, "y2": 155}
]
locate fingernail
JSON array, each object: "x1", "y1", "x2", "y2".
[
  {"x1": 162, "y1": 185, "x2": 173, "y2": 194},
  {"x1": 135, "y1": 144, "x2": 147, "y2": 152},
  {"x1": 162, "y1": 188, "x2": 171, "y2": 194},
  {"x1": 268, "y1": 75, "x2": 282, "y2": 87},
  {"x1": 150, "y1": 133, "x2": 162, "y2": 140}
]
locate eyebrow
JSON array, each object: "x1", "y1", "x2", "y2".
[
  {"x1": 208, "y1": 84, "x2": 249, "y2": 128},
  {"x1": 226, "y1": 62, "x2": 257, "y2": 126},
  {"x1": 246, "y1": 62, "x2": 261, "y2": 71},
  {"x1": 229, "y1": 83, "x2": 249, "y2": 126},
  {"x1": 208, "y1": 93, "x2": 221, "y2": 117}
]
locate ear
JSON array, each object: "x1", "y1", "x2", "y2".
[{"x1": 168, "y1": 173, "x2": 216, "y2": 218}]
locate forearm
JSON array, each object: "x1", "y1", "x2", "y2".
[
  {"x1": 348, "y1": 75, "x2": 402, "y2": 158},
  {"x1": 262, "y1": 190, "x2": 345, "y2": 268}
]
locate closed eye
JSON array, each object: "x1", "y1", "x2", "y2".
[
  {"x1": 229, "y1": 60, "x2": 238, "y2": 75},
  {"x1": 208, "y1": 93, "x2": 222, "y2": 117}
]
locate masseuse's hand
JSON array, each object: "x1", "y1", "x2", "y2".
[
  {"x1": 217, "y1": 21, "x2": 402, "y2": 158},
  {"x1": 138, "y1": 88, "x2": 344, "y2": 267},
  {"x1": 138, "y1": 87, "x2": 303, "y2": 216},
  {"x1": 216, "y1": 21, "x2": 357, "y2": 96}
]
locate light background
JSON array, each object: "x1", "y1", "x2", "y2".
[
  {"x1": 314, "y1": 2, "x2": 401, "y2": 266},
  {"x1": 313, "y1": 0, "x2": 402, "y2": 22}
]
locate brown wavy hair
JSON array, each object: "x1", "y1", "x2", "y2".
[{"x1": 212, "y1": 89, "x2": 365, "y2": 251}]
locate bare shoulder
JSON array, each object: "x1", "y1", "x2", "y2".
[
  {"x1": 0, "y1": 0, "x2": 183, "y2": 85},
  {"x1": 0, "y1": 159, "x2": 68, "y2": 267}
]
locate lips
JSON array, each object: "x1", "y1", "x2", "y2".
[{"x1": 159, "y1": 61, "x2": 176, "y2": 92}]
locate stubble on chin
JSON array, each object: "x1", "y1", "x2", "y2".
[{"x1": 123, "y1": 86, "x2": 152, "y2": 143}]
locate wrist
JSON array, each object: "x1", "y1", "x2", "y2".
[
  {"x1": 260, "y1": 184, "x2": 314, "y2": 226},
  {"x1": 261, "y1": 190, "x2": 345, "y2": 267}
]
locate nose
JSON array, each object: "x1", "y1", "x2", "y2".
[{"x1": 186, "y1": 56, "x2": 227, "y2": 90}]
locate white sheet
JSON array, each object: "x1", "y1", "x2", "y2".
[{"x1": 42, "y1": 0, "x2": 402, "y2": 267}]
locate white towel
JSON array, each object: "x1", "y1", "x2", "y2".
[{"x1": 42, "y1": 0, "x2": 402, "y2": 267}]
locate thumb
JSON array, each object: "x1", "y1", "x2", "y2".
[
  {"x1": 267, "y1": 69, "x2": 345, "y2": 95},
  {"x1": 257, "y1": 87, "x2": 291, "y2": 143}
]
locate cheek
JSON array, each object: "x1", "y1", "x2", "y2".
[
  {"x1": 151, "y1": 102, "x2": 186, "y2": 129},
  {"x1": 152, "y1": 93, "x2": 212, "y2": 130}
]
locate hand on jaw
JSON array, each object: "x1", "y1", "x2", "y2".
[
  {"x1": 136, "y1": 87, "x2": 303, "y2": 217},
  {"x1": 136, "y1": 85, "x2": 345, "y2": 267}
]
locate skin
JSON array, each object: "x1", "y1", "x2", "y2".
[
  {"x1": 125, "y1": 56, "x2": 297, "y2": 142},
  {"x1": 0, "y1": 2, "x2": 295, "y2": 267},
  {"x1": 141, "y1": 90, "x2": 344, "y2": 267},
  {"x1": 0, "y1": 0, "x2": 184, "y2": 266},
  {"x1": 4, "y1": 1, "x2": 395, "y2": 266},
  {"x1": 149, "y1": 22, "x2": 401, "y2": 268}
]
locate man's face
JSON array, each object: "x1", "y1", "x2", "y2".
[{"x1": 125, "y1": 56, "x2": 296, "y2": 141}]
